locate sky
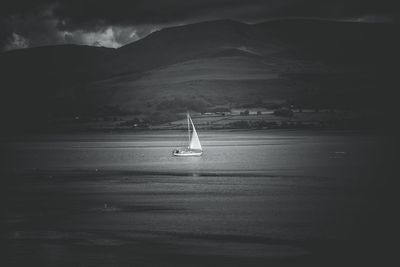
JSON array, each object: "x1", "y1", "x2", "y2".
[{"x1": 0, "y1": 0, "x2": 398, "y2": 51}]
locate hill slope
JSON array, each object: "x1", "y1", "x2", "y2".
[{"x1": 0, "y1": 19, "x2": 398, "y2": 131}]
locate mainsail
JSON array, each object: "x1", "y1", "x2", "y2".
[
  {"x1": 189, "y1": 116, "x2": 202, "y2": 151},
  {"x1": 173, "y1": 112, "x2": 203, "y2": 156}
]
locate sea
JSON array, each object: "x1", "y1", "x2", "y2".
[{"x1": 0, "y1": 130, "x2": 395, "y2": 266}]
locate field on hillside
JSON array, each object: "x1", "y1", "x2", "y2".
[
  {"x1": 86, "y1": 56, "x2": 307, "y2": 113},
  {"x1": 160, "y1": 110, "x2": 358, "y2": 129}
]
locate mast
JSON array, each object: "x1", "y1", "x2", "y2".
[{"x1": 187, "y1": 112, "x2": 190, "y2": 148}]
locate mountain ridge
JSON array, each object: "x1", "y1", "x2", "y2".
[{"x1": 0, "y1": 18, "x2": 398, "y2": 131}]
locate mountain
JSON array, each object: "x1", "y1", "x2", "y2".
[
  {"x1": 0, "y1": 19, "x2": 398, "y2": 131},
  {"x1": 0, "y1": 45, "x2": 115, "y2": 127}
]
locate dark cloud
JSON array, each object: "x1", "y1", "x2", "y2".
[
  {"x1": 1, "y1": 0, "x2": 398, "y2": 51},
  {"x1": 44, "y1": 0, "x2": 400, "y2": 30}
]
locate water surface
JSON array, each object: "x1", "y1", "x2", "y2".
[{"x1": 1, "y1": 130, "x2": 393, "y2": 266}]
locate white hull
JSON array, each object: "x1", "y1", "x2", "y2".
[{"x1": 173, "y1": 150, "x2": 202, "y2": 156}]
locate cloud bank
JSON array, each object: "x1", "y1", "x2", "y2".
[{"x1": 1, "y1": 0, "x2": 398, "y2": 51}]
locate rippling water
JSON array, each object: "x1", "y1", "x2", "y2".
[{"x1": 0, "y1": 130, "x2": 393, "y2": 266}]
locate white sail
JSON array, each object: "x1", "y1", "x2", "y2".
[
  {"x1": 189, "y1": 116, "x2": 202, "y2": 151},
  {"x1": 172, "y1": 112, "x2": 203, "y2": 156}
]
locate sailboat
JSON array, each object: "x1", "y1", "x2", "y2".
[{"x1": 173, "y1": 112, "x2": 203, "y2": 156}]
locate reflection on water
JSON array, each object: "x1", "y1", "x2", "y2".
[{"x1": 0, "y1": 130, "x2": 392, "y2": 266}]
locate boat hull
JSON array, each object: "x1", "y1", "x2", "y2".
[{"x1": 173, "y1": 150, "x2": 202, "y2": 156}]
